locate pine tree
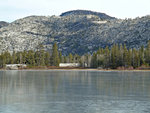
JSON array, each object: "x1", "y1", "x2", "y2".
[
  {"x1": 69, "y1": 53, "x2": 73, "y2": 63},
  {"x1": 51, "y1": 43, "x2": 60, "y2": 66},
  {"x1": 115, "y1": 44, "x2": 120, "y2": 67},
  {"x1": 132, "y1": 49, "x2": 140, "y2": 68},
  {"x1": 139, "y1": 46, "x2": 145, "y2": 66},
  {"x1": 0, "y1": 55, "x2": 3, "y2": 68},
  {"x1": 22, "y1": 51, "x2": 27, "y2": 64},
  {"x1": 38, "y1": 45, "x2": 45, "y2": 66},
  {"x1": 127, "y1": 49, "x2": 132, "y2": 67},
  {"x1": 59, "y1": 52, "x2": 62, "y2": 63},
  {"x1": 119, "y1": 44, "x2": 124, "y2": 66},
  {"x1": 11, "y1": 51, "x2": 17, "y2": 64},
  {"x1": 35, "y1": 51, "x2": 40, "y2": 66},
  {"x1": 4, "y1": 51, "x2": 11, "y2": 64},
  {"x1": 26, "y1": 50, "x2": 35, "y2": 66},
  {"x1": 145, "y1": 41, "x2": 150, "y2": 65},
  {"x1": 123, "y1": 44, "x2": 128, "y2": 67},
  {"x1": 104, "y1": 46, "x2": 110, "y2": 68},
  {"x1": 16, "y1": 52, "x2": 23, "y2": 64},
  {"x1": 0, "y1": 53, "x2": 6, "y2": 68},
  {"x1": 110, "y1": 44, "x2": 117, "y2": 68},
  {"x1": 64, "y1": 56, "x2": 67, "y2": 63},
  {"x1": 39, "y1": 50, "x2": 45, "y2": 66},
  {"x1": 84, "y1": 54, "x2": 92, "y2": 67},
  {"x1": 45, "y1": 52, "x2": 50, "y2": 66},
  {"x1": 91, "y1": 52, "x2": 97, "y2": 68},
  {"x1": 80, "y1": 55, "x2": 86, "y2": 67}
]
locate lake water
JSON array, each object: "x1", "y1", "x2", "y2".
[{"x1": 0, "y1": 70, "x2": 150, "y2": 113}]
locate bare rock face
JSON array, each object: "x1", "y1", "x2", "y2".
[
  {"x1": 0, "y1": 10, "x2": 150, "y2": 55},
  {"x1": 0, "y1": 21, "x2": 9, "y2": 28},
  {"x1": 60, "y1": 10, "x2": 116, "y2": 20}
]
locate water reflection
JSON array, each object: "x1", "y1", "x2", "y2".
[{"x1": 0, "y1": 71, "x2": 150, "y2": 113}]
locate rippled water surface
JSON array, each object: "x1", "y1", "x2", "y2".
[{"x1": 0, "y1": 70, "x2": 150, "y2": 113}]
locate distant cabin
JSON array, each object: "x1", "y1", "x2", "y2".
[
  {"x1": 59, "y1": 63, "x2": 80, "y2": 67},
  {"x1": 6, "y1": 64, "x2": 27, "y2": 70}
]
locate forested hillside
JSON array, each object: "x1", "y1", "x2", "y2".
[{"x1": 0, "y1": 10, "x2": 150, "y2": 55}]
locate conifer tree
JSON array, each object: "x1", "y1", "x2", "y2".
[
  {"x1": 16, "y1": 52, "x2": 23, "y2": 64},
  {"x1": 64, "y1": 56, "x2": 67, "y2": 63},
  {"x1": 132, "y1": 49, "x2": 140, "y2": 68},
  {"x1": 115, "y1": 44, "x2": 120, "y2": 67},
  {"x1": 91, "y1": 52, "x2": 97, "y2": 68},
  {"x1": 0, "y1": 55, "x2": 3, "y2": 68},
  {"x1": 104, "y1": 46, "x2": 110, "y2": 68},
  {"x1": 69, "y1": 53, "x2": 73, "y2": 63},
  {"x1": 26, "y1": 50, "x2": 35, "y2": 66},
  {"x1": 80, "y1": 55, "x2": 86, "y2": 67},
  {"x1": 139, "y1": 46, "x2": 145, "y2": 65},
  {"x1": 0, "y1": 40, "x2": 150, "y2": 69},
  {"x1": 59, "y1": 52, "x2": 62, "y2": 63},
  {"x1": 11, "y1": 51, "x2": 17, "y2": 64},
  {"x1": 84, "y1": 54, "x2": 92, "y2": 67},
  {"x1": 22, "y1": 51, "x2": 27, "y2": 64},
  {"x1": 34, "y1": 51, "x2": 40, "y2": 66},
  {"x1": 123, "y1": 44, "x2": 128, "y2": 67},
  {"x1": 45, "y1": 52, "x2": 50, "y2": 66},
  {"x1": 0, "y1": 53, "x2": 6, "y2": 68},
  {"x1": 145, "y1": 41, "x2": 150, "y2": 65},
  {"x1": 4, "y1": 51, "x2": 11, "y2": 64},
  {"x1": 127, "y1": 49, "x2": 132, "y2": 67},
  {"x1": 51, "y1": 43, "x2": 60, "y2": 66},
  {"x1": 110, "y1": 44, "x2": 117, "y2": 68},
  {"x1": 119, "y1": 44, "x2": 124, "y2": 66},
  {"x1": 39, "y1": 50, "x2": 45, "y2": 66}
]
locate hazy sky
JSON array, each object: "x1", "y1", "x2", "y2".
[{"x1": 0, "y1": 0, "x2": 150, "y2": 22}]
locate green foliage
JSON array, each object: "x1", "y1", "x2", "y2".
[
  {"x1": 91, "y1": 52, "x2": 97, "y2": 68},
  {"x1": 45, "y1": 52, "x2": 50, "y2": 66},
  {"x1": 11, "y1": 51, "x2": 17, "y2": 64},
  {"x1": 0, "y1": 41, "x2": 150, "y2": 69},
  {"x1": 51, "y1": 43, "x2": 60, "y2": 66},
  {"x1": 26, "y1": 50, "x2": 35, "y2": 66},
  {"x1": 145, "y1": 40, "x2": 150, "y2": 65},
  {"x1": 59, "y1": 52, "x2": 62, "y2": 63},
  {"x1": 88, "y1": 41, "x2": 150, "y2": 69},
  {"x1": 69, "y1": 53, "x2": 73, "y2": 63}
]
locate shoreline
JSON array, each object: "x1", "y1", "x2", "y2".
[{"x1": 1, "y1": 68, "x2": 150, "y2": 72}]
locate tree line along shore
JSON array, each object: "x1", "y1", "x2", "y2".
[{"x1": 0, "y1": 41, "x2": 150, "y2": 70}]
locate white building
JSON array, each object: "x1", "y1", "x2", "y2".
[
  {"x1": 6, "y1": 64, "x2": 27, "y2": 70},
  {"x1": 59, "y1": 63, "x2": 80, "y2": 67}
]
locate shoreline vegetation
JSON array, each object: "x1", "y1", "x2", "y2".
[
  {"x1": 0, "y1": 41, "x2": 150, "y2": 70},
  {"x1": 1, "y1": 66, "x2": 150, "y2": 71},
  {"x1": 20, "y1": 66, "x2": 150, "y2": 71}
]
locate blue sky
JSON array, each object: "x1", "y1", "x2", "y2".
[{"x1": 0, "y1": 0, "x2": 150, "y2": 22}]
